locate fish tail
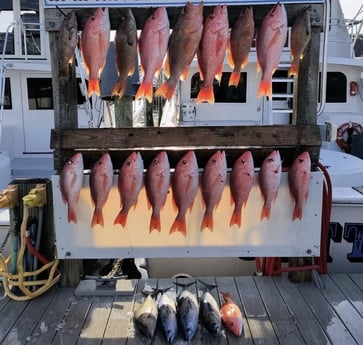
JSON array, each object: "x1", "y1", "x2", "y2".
[
  {"x1": 229, "y1": 211, "x2": 241, "y2": 228},
  {"x1": 260, "y1": 206, "x2": 271, "y2": 220},
  {"x1": 68, "y1": 207, "x2": 77, "y2": 224},
  {"x1": 135, "y1": 82, "x2": 153, "y2": 103},
  {"x1": 111, "y1": 79, "x2": 126, "y2": 98},
  {"x1": 113, "y1": 211, "x2": 127, "y2": 228},
  {"x1": 288, "y1": 61, "x2": 299, "y2": 77},
  {"x1": 169, "y1": 218, "x2": 187, "y2": 237},
  {"x1": 228, "y1": 71, "x2": 241, "y2": 87},
  {"x1": 88, "y1": 79, "x2": 101, "y2": 97},
  {"x1": 149, "y1": 216, "x2": 161, "y2": 233},
  {"x1": 196, "y1": 86, "x2": 215, "y2": 105},
  {"x1": 91, "y1": 211, "x2": 104, "y2": 228},
  {"x1": 257, "y1": 78, "x2": 272, "y2": 99},
  {"x1": 292, "y1": 205, "x2": 303, "y2": 221},
  {"x1": 155, "y1": 80, "x2": 176, "y2": 100},
  {"x1": 201, "y1": 214, "x2": 213, "y2": 231}
]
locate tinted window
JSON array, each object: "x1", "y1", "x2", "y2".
[{"x1": 325, "y1": 72, "x2": 347, "y2": 103}]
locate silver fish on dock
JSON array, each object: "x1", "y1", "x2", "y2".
[
  {"x1": 177, "y1": 289, "x2": 200, "y2": 341},
  {"x1": 157, "y1": 292, "x2": 178, "y2": 344},
  {"x1": 133, "y1": 294, "x2": 158, "y2": 339},
  {"x1": 200, "y1": 290, "x2": 222, "y2": 335}
]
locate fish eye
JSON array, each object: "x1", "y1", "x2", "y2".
[
  {"x1": 182, "y1": 160, "x2": 187, "y2": 164},
  {"x1": 212, "y1": 159, "x2": 217, "y2": 163},
  {"x1": 241, "y1": 159, "x2": 246, "y2": 164},
  {"x1": 154, "y1": 159, "x2": 159, "y2": 164},
  {"x1": 126, "y1": 161, "x2": 131, "y2": 166},
  {"x1": 68, "y1": 159, "x2": 74, "y2": 164},
  {"x1": 268, "y1": 158, "x2": 274, "y2": 162},
  {"x1": 299, "y1": 158, "x2": 304, "y2": 163}
]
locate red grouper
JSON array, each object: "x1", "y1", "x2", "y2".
[
  {"x1": 155, "y1": 2, "x2": 204, "y2": 100},
  {"x1": 136, "y1": 7, "x2": 170, "y2": 103},
  {"x1": 114, "y1": 152, "x2": 144, "y2": 228},
  {"x1": 169, "y1": 151, "x2": 199, "y2": 237},
  {"x1": 227, "y1": 6, "x2": 254, "y2": 87},
  {"x1": 201, "y1": 150, "x2": 227, "y2": 231},
  {"x1": 145, "y1": 151, "x2": 170, "y2": 233},
  {"x1": 58, "y1": 11, "x2": 78, "y2": 81},
  {"x1": 229, "y1": 151, "x2": 254, "y2": 228},
  {"x1": 80, "y1": 7, "x2": 110, "y2": 97},
  {"x1": 258, "y1": 150, "x2": 282, "y2": 220},
  {"x1": 89, "y1": 153, "x2": 113, "y2": 228},
  {"x1": 288, "y1": 7, "x2": 311, "y2": 77},
  {"x1": 59, "y1": 152, "x2": 84, "y2": 224},
  {"x1": 256, "y1": 3, "x2": 287, "y2": 99},
  {"x1": 220, "y1": 292, "x2": 243, "y2": 336},
  {"x1": 288, "y1": 151, "x2": 311, "y2": 221},
  {"x1": 196, "y1": 5, "x2": 229, "y2": 104},
  {"x1": 111, "y1": 8, "x2": 137, "y2": 98}
]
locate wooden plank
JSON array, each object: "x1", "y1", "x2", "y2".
[
  {"x1": 253, "y1": 276, "x2": 305, "y2": 345},
  {"x1": 77, "y1": 297, "x2": 113, "y2": 345},
  {"x1": 215, "y1": 276, "x2": 253, "y2": 345},
  {"x1": 28, "y1": 287, "x2": 76, "y2": 344},
  {"x1": 298, "y1": 277, "x2": 358, "y2": 345},
  {"x1": 349, "y1": 273, "x2": 363, "y2": 291},
  {"x1": 319, "y1": 275, "x2": 363, "y2": 344},
  {"x1": 330, "y1": 274, "x2": 363, "y2": 317},
  {"x1": 273, "y1": 276, "x2": 332, "y2": 345}
]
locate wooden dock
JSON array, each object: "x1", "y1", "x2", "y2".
[{"x1": 1, "y1": 274, "x2": 363, "y2": 345}]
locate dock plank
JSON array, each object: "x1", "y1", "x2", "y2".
[
  {"x1": 273, "y1": 276, "x2": 332, "y2": 345},
  {"x1": 235, "y1": 276, "x2": 279, "y2": 345},
  {"x1": 349, "y1": 273, "x2": 363, "y2": 291},
  {"x1": 298, "y1": 278, "x2": 358, "y2": 345}
]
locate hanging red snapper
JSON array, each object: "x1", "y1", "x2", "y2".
[
  {"x1": 288, "y1": 8, "x2": 311, "y2": 77},
  {"x1": 201, "y1": 150, "x2": 227, "y2": 231},
  {"x1": 80, "y1": 7, "x2": 110, "y2": 97},
  {"x1": 170, "y1": 151, "x2": 199, "y2": 237},
  {"x1": 155, "y1": 2, "x2": 203, "y2": 100},
  {"x1": 196, "y1": 5, "x2": 229, "y2": 104},
  {"x1": 136, "y1": 7, "x2": 170, "y2": 103},
  {"x1": 145, "y1": 151, "x2": 170, "y2": 233},
  {"x1": 220, "y1": 292, "x2": 243, "y2": 337},
  {"x1": 111, "y1": 8, "x2": 137, "y2": 98},
  {"x1": 256, "y1": 3, "x2": 287, "y2": 99},
  {"x1": 89, "y1": 153, "x2": 113, "y2": 228},
  {"x1": 288, "y1": 151, "x2": 311, "y2": 221},
  {"x1": 114, "y1": 152, "x2": 144, "y2": 228},
  {"x1": 227, "y1": 6, "x2": 254, "y2": 87},
  {"x1": 229, "y1": 151, "x2": 254, "y2": 228},
  {"x1": 59, "y1": 152, "x2": 84, "y2": 224},
  {"x1": 258, "y1": 150, "x2": 282, "y2": 220}
]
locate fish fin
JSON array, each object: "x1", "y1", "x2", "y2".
[
  {"x1": 260, "y1": 206, "x2": 271, "y2": 220},
  {"x1": 128, "y1": 65, "x2": 135, "y2": 77},
  {"x1": 68, "y1": 207, "x2": 77, "y2": 224},
  {"x1": 288, "y1": 61, "x2": 299, "y2": 77},
  {"x1": 241, "y1": 56, "x2": 249, "y2": 69},
  {"x1": 91, "y1": 211, "x2": 104, "y2": 228},
  {"x1": 229, "y1": 211, "x2": 241, "y2": 228},
  {"x1": 164, "y1": 53, "x2": 170, "y2": 78},
  {"x1": 292, "y1": 205, "x2": 302, "y2": 221},
  {"x1": 149, "y1": 216, "x2": 161, "y2": 233},
  {"x1": 135, "y1": 81, "x2": 153, "y2": 103},
  {"x1": 201, "y1": 214, "x2": 213, "y2": 232},
  {"x1": 88, "y1": 79, "x2": 101, "y2": 97},
  {"x1": 169, "y1": 218, "x2": 187, "y2": 237},
  {"x1": 113, "y1": 211, "x2": 127, "y2": 228},
  {"x1": 111, "y1": 79, "x2": 126, "y2": 98},
  {"x1": 180, "y1": 67, "x2": 190, "y2": 81},
  {"x1": 257, "y1": 78, "x2": 272, "y2": 99},
  {"x1": 155, "y1": 80, "x2": 176, "y2": 100},
  {"x1": 196, "y1": 86, "x2": 215, "y2": 104},
  {"x1": 228, "y1": 71, "x2": 241, "y2": 87}
]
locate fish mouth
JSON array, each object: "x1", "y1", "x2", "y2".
[{"x1": 271, "y1": 2, "x2": 282, "y2": 16}]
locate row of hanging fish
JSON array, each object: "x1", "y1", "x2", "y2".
[
  {"x1": 59, "y1": 149, "x2": 311, "y2": 233},
  {"x1": 133, "y1": 280, "x2": 243, "y2": 343},
  {"x1": 58, "y1": 2, "x2": 311, "y2": 102}
]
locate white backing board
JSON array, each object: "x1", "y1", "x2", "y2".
[{"x1": 52, "y1": 171, "x2": 323, "y2": 259}]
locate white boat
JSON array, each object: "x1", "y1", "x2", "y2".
[{"x1": 0, "y1": 0, "x2": 362, "y2": 277}]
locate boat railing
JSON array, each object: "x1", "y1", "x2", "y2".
[{"x1": 345, "y1": 5, "x2": 363, "y2": 57}]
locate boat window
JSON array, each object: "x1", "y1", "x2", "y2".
[
  {"x1": 27, "y1": 78, "x2": 53, "y2": 110},
  {"x1": 20, "y1": 0, "x2": 41, "y2": 56},
  {"x1": 2, "y1": 77, "x2": 12, "y2": 109},
  {"x1": 190, "y1": 72, "x2": 247, "y2": 103},
  {"x1": 0, "y1": 7, "x2": 15, "y2": 55},
  {"x1": 325, "y1": 72, "x2": 347, "y2": 103}
]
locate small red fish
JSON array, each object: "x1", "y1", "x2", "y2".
[
  {"x1": 59, "y1": 152, "x2": 84, "y2": 223},
  {"x1": 145, "y1": 151, "x2": 170, "y2": 232},
  {"x1": 256, "y1": 3, "x2": 287, "y2": 99},
  {"x1": 136, "y1": 7, "x2": 170, "y2": 103},
  {"x1": 288, "y1": 151, "x2": 311, "y2": 221},
  {"x1": 227, "y1": 6, "x2": 254, "y2": 87},
  {"x1": 201, "y1": 150, "x2": 227, "y2": 231},
  {"x1": 170, "y1": 151, "x2": 199, "y2": 236},
  {"x1": 220, "y1": 292, "x2": 243, "y2": 337},
  {"x1": 80, "y1": 8, "x2": 110, "y2": 97},
  {"x1": 229, "y1": 151, "x2": 254, "y2": 228},
  {"x1": 196, "y1": 5, "x2": 229, "y2": 104},
  {"x1": 89, "y1": 153, "x2": 113, "y2": 228},
  {"x1": 114, "y1": 152, "x2": 144, "y2": 228},
  {"x1": 258, "y1": 150, "x2": 282, "y2": 220}
]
